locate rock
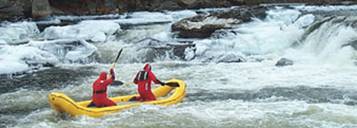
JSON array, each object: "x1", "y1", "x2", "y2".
[
  {"x1": 32, "y1": 0, "x2": 52, "y2": 19},
  {"x1": 177, "y1": 0, "x2": 198, "y2": 7},
  {"x1": 168, "y1": 42, "x2": 196, "y2": 59},
  {"x1": 157, "y1": 0, "x2": 182, "y2": 11},
  {"x1": 216, "y1": 54, "x2": 246, "y2": 63},
  {"x1": 172, "y1": 15, "x2": 206, "y2": 31},
  {"x1": 171, "y1": 6, "x2": 267, "y2": 38},
  {"x1": 135, "y1": 37, "x2": 169, "y2": 48},
  {"x1": 0, "y1": 0, "x2": 31, "y2": 21},
  {"x1": 133, "y1": 38, "x2": 195, "y2": 62},
  {"x1": 1, "y1": 0, "x2": 356, "y2": 21},
  {"x1": 174, "y1": 23, "x2": 226, "y2": 38},
  {"x1": 343, "y1": 39, "x2": 357, "y2": 50},
  {"x1": 49, "y1": 0, "x2": 119, "y2": 15},
  {"x1": 275, "y1": 58, "x2": 294, "y2": 67},
  {"x1": 211, "y1": 29, "x2": 240, "y2": 38},
  {"x1": 212, "y1": 6, "x2": 267, "y2": 22},
  {"x1": 172, "y1": 15, "x2": 238, "y2": 38}
]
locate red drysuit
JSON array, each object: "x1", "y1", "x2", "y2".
[
  {"x1": 89, "y1": 69, "x2": 116, "y2": 107},
  {"x1": 133, "y1": 64, "x2": 163, "y2": 101}
]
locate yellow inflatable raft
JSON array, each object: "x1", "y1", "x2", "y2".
[{"x1": 48, "y1": 79, "x2": 186, "y2": 117}]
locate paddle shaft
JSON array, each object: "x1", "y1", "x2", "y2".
[
  {"x1": 109, "y1": 49, "x2": 123, "y2": 86},
  {"x1": 111, "y1": 48, "x2": 123, "y2": 69},
  {"x1": 112, "y1": 81, "x2": 179, "y2": 87}
]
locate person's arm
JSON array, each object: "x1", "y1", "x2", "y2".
[
  {"x1": 103, "y1": 69, "x2": 115, "y2": 86},
  {"x1": 148, "y1": 71, "x2": 165, "y2": 85},
  {"x1": 133, "y1": 72, "x2": 139, "y2": 84},
  {"x1": 102, "y1": 77, "x2": 114, "y2": 86},
  {"x1": 110, "y1": 68, "x2": 115, "y2": 80}
]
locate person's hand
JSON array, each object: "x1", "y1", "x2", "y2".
[
  {"x1": 109, "y1": 68, "x2": 115, "y2": 80},
  {"x1": 160, "y1": 81, "x2": 166, "y2": 86},
  {"x1": 110, "y1": 68, "x2": 114, "y2": 75}
]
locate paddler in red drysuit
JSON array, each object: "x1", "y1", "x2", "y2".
[
  {"x1": 87, "y1": 68, "x2": 116, "y2": 107},
  {"x1": 131, "y1": 64, "x2": 165, "y2": 101}
]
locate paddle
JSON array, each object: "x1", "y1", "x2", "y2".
[
  {"x1": 109, "y1": 48, "x2": 179, "y2": 88},
  {"x1": 112, "y1": 80, "x2": 124, "y2": 86},
  {"x1": 164, "y1": 82, "x2": 180, "y2": 87},
  {"x1": 110, "y1": 48, "x2": 125, "y2": 86},
  {"x1": 112, "y1": 81, "x2": 134, "y2": 86},
  {"x1": 111, "y1": 48, "x2": 123, "y2": 69},
  {"x1": 112, "y1": 80, "x2": 179, "y2": 87}
]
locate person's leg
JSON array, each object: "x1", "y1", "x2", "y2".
[
  {"x1": 87, "y1": 101, "x2": 96, "y2": 107},
  {"x1": 138, "y1": 85, "x2": 147, "y2": 102},
  {"x1": 103, "y1": 98, "x2": 116, "y2": 107},
  {"x1": 145, "y1": 91, "x2": 156, "y2": 101},
  {"x1": 129, "y1": 96, "x2": 140, "y2": 101}
]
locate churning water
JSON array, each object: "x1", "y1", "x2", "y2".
[{"x1": 1, "y1": 5, "x2": 357, "y2": 128}]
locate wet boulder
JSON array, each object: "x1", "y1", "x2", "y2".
[
  {"x1": 212, "y1": 6, "x2": 267, "y2": 22},
  {"x1": 0, "y1": 0, "x2": 32, "y2": 21},
  {"x1": 216, "y1": 54, "x2": 246, "y2": 63},
  {"x1": 275, "y1": 58, "x2": 294, "y2": 67},
  {"x1": 135, "y1": 37, "x2": 169, "y2": 48},
  {"x1": 351, "y1": 42, "x2": 357, "y2": 50},
  {"x1": 171, "y1": 6, "x2": 267, "y2": 38},
  {"x1": 49, "y1": 0, "x2": 118, "y2": 15},
  {"x1": 132, "y1": 38, "x2": 195, "y2": 62},
  {"x1": 32, "y1": 0, "x2": 52, "y2": 19},
  {"x1": 172, "y1": 15, "x2": 237, "y2": 38},
  {"x1": 177, "y1": 0, "x2": 198, "y2": 7},
  {"x1": 345, "y1": 39, "x2": 357, "y2": 50},
  {"x1": 211, "y1": 29, "x2": 240, "y2": 38}
]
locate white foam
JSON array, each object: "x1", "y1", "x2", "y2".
[
  {"x1": 266, "y1": 7, "x2": 301, "y2": 24},
  {"x1": 294, "y1": 14, "x2": 315, "y2": 28},
  {"x1": 129, "y1": 11, "x2": 172, "y2": 20},
  {"x1": 291, "y1": 17, "x2": 357, "y2": 66},
  {"x1": 166, "y1": 10, "x2": 197, "y2": 21},
  {"x1": 294, "y1": 5, "x2": 357, "y2": 12},
  {"x1": 0, "y1": 38, "x2": 99, "y2": 74},
  {"x1": 53, "y1": 14, "x2": 121, "y2": 21},
  {"x1": 29, "y1": 39, "x2": 97, "y2": 62},
  {"x1": 0, "y1": 22, "x2": 39, "y2": 44},
  {"x1": 0, "y1": 45, "x2": 58, "y2": 74},
  {"x1": 114, "y1": 11, "x2": 173, "y2": 25},
  {"x1": 43, "y1": 20, "x2": 121, "y2": 42},
  {"x1": 191, "y1": 9, "x2": 306, "y2": 62}
]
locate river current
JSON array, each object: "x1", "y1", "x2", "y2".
[{"x1": 1, "y1": 5, "x2": 357, "y2": 128}]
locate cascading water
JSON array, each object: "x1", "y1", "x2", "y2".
[{"x1": 1, "y1": 5, "x2": 357, "y2": 128}]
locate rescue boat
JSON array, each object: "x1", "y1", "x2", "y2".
[{"x1": 48, "y1": 79, "x2": 186, "y2": 117}]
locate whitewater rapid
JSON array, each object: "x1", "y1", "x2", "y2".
[
  {"x1": 1, "y1": 5, "x2": 357, "y2": 128},
  {"x1": 2, "y1": 62, "x2": 357, "y2": 128}
]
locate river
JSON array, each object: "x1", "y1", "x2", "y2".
[{"x1": 1, "y1": 5, "x2": 357, "y2": 128}]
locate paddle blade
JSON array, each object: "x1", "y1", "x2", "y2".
[
  {"x1": 166, "y1": 82, "x2": 179, "y2": 87},
  {"x1": 111, "y1": 80, "x2": 124, "y2": 86}
]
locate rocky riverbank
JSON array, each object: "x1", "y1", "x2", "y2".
[{"x1": 0, "y1": 0, "x2": 355, "y2": 21}]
